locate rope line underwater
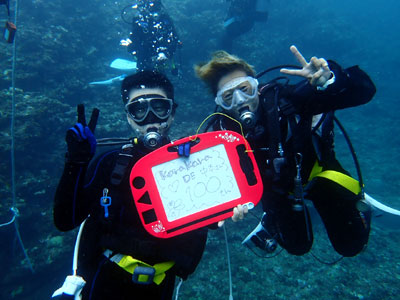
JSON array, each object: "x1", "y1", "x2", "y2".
[
  {"x1": 0, "y1": 207, "x2": 18, "y2": 227},
  {"x1": 223, "y1": 224, "x2": 234, "y2": 300},
  {"x1": 1, "y1": 0, "x2": 35, "y2": 273}
]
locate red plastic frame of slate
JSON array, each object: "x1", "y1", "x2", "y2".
[{"x1": 130, "y1": 130, "x2": 263, "y2": 238}]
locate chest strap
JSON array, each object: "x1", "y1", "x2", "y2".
[
  {"x1": 104, "y1": 250, "x2": 175, "y2": 285},
  {"x1": 308, "y1": 161, "x2": 361, "y2": 195},
  {"x1": 110, "y1": 144, "x2": 135, "y2": 186}
]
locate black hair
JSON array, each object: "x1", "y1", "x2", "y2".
[{"x1": 121, "y1": 70, "x2": 174, "y2": 104}]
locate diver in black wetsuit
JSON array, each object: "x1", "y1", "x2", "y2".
[
  {"x1": 196, "y1": 45, "x2": 376, "y2": 257},
  {"x1": 221, "y1": 0, "x2": 268, "y2": 51},
  {"x1": 122, "y1": 0, "x2": 181, "y2": 74},
  {"x1": 53, "y1": 71, "x2": 207, "y2": 300}
]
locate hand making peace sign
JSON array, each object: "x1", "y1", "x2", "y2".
[
  {"x1": 65, "y1": 104, "x2": 100, "y2": 164},
  {"x1": 280, "y1": 45, "x2": 333, "y2": 88}
]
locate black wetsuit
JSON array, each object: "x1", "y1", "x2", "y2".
[
  {"x1": 212, "y1": 61, "x2": 376, "y2": 256},
  {"x1": 54, "y1": 143, "x2": 208, "y2": 300},
  {"x1": 127, "y1": 0, "x2": 180, "y2": 71}
]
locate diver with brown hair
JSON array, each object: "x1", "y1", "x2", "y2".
[{"x1": 195, "y1": 45, "x2": 376, "y2": 257}]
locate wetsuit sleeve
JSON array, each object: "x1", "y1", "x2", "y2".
[
  {"x1": 163, "y1": 228, "x2": 208, "y2": 280},
  {"x1": 285, "y1": 60, "x2": 377, "y2": 115},
  {"x1": 53, "y1": 151, "x2": 116, "y2": 232},
  {"x1": 53, "y1": 161, "x2": 91, "y2": 231}
]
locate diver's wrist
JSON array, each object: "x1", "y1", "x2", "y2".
[{"x1": 317, "y1": 71, "x2": 335, "y2": 91}]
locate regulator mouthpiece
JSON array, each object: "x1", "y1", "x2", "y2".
[
  {"x1": 239, "y1": 110, "x2": 257, "y2": 129},
  {"x1": 142, "y1": 131, "x2": 163, "y2": 150}
]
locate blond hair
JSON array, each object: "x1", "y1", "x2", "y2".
[{"x1": 195, "y1": 51, "x2": 256, "y2": 96}]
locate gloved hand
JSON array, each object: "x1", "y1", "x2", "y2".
[
  {"x1": 52, "y1": 275, "x2": 86, "y2": 300},
  {"x1": 65, "y1": 104, "x2": 99, "y2": 164}
]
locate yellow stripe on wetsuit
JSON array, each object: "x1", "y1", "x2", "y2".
[{"x1": 308, "y1": 162, "x2": 361, "y2": 195}]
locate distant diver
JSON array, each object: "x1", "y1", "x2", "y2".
[
  {"x1": 221, "y1": 0, "x2": 268, "y2": 52},
  {"x1": 120, "y1": 0, "x2": 182, "y2": 75}
]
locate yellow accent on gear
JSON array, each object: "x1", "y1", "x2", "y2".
[
  {"x1": 308, "y1": 161, "x2": 361, "y2": 195},
  {"x1": 116, "y1": 256, "x2": 174, "y2": 285},
  {"x1": 308, "y1": 161, "x2": 323, "y2": 181},
  {"x1": 314, "y1": 170, "x2": 361, "y2": 195}
]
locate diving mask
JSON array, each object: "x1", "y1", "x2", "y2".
[
  {"x1": 125, "y1": 94, "x2": 174, "y2": 123},
  {"x1": 215, "y1": 76, "x2": 259, "y2": 110}
]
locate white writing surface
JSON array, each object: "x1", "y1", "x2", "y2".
[{"x1": 152, "y1": 144, "x2": 241, "y2": 221}]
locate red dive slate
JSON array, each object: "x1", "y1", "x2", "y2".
[{"x1": 130, "y1": 130, "x2": 263, "y2": 238}]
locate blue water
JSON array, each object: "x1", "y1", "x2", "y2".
[{"x1": 0, "y1": 0, "x2": 399, "y2": 299}]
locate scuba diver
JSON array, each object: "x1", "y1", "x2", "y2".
[
  {"x1": 121, "y1": 0, "x2": 181, "y2": 75},
  {"x1": 53, "y1": 71, "x2": 207, "y2": 300},
  {"x1": 195, "y1": 45, "x2": 376, "y2": 257},
  {"x1": 221, "y1": 0, "x2": 268, "y2": 52},
  {"x1": 53, "y1": 70, "x2": 246, "y2": 300}
]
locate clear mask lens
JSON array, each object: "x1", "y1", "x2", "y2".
[
  {"x1": 215, "y1": 76, "x2": 258, "y2": 110},
  {"x1": 126, "y1": 97, "x2": 173, "y2": 122}
]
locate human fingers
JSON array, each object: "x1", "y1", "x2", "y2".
[
  {"x1": 233, "y1": 204, "x2": 248, "y2": 222},
  {"x1": 320, "y1": 58, "x2": 331, "y2": 72},
  {"x1": 320, "y1": 58, "x2": 329, "y2": 68},
  {"x1": 231, "y1": 206, "x2": 240, "y2": 222},
  {"x1": 67, "y1": 123, "x2": 85, "y2": 142},
  {"x1": 236, "y1": 204, "x2": 245, "y2": 220},
  {"x1": 88, "y1": 108, "x2": 100, "y2": 133},
  {"x1": 77, "y1": 104, "x2": 86, "y2": 126},
  {"x1": 290, "y1": 45, "x2": 308, "y2": 67},
  {"x1": 310, "y1": 56, "x2": 322, "y2": 71},
  {"x1": 280, "y1": 68, "x2": 304, "y2": 76},
  {"x1": 310, "y1": 68, "x2": 324, "y2": 86}
]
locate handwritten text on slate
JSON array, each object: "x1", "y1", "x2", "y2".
[{"x1": 152, "y1": 144, "x2": 241, "y2": 221}]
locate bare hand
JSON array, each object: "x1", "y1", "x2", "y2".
[
  {"x1": 280, "y1": 45, "x2": 332, "y2": 87},
  {"x1": 218, "y1": 204, "x2": 249, "y2": 227}
]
